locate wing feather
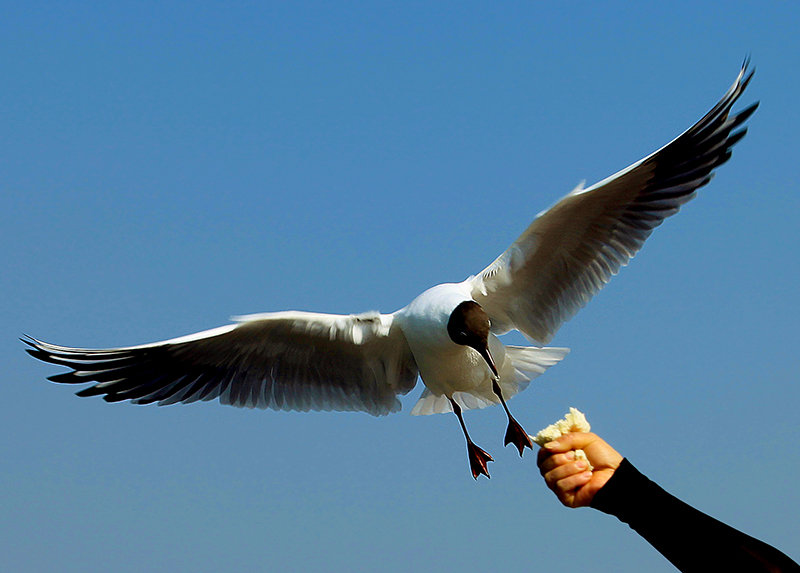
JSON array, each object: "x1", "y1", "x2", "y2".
[
  {"x1": 472, "y1": 62, "x2": 757, "y2": 343},
  {"x1": 24, "y1": 311, "x2": 419, "y2": 416}
]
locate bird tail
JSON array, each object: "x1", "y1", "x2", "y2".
[
  {"x1": 500, "y1": 345, "x2": 570, "y2": 398},
  {"x1": 410, "y1": 346, "x2": 569, "y2": 415}
]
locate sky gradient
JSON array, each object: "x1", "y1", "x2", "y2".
[{"x1": 3, "y1": 3, "x2": 799, "y2": 571}]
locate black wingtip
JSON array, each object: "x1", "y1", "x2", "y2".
[
  {"x1": 741, "y1": 68, "x2": 755, "y2": 92},
  {"x1": 734, "y1": 101, "x2": 759, "y2": 124},
  {"x1": 725, "y1": 128, "x2": 748, "y2": 150},
  {"x1": 732, "y1": 56, "x2": 755, "y2": 97},
  {"x1": 76, "y1": 386, "x2": 105, "y2": 397},
  {"x1": 741, "y1": 55, "x2": 756, "y2": 80},
  {"x1": 25, "y1": 348, "x2": 54, "y2": 363},
  {"x1": 48, "y1": 372, "x2": 80, "y2": 384}
]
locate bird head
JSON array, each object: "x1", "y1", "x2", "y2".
[{"x1": 447, "y1": 300, "x2": 499, "y2": 379}]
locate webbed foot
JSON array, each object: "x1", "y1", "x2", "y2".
[
  {"x1": 467, "y1": 441, "x2": 494, "y2": 480},
  {"x1": 504, "y1": 416, "x2": 533, "y2": 456}
]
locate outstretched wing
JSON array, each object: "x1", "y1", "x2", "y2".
[
  {"x1": 471, "y1": 62, "x2": 757, "y2": 344},
  {"x1": 25, "y1": 311, "x2": 419, "y2": 416}
]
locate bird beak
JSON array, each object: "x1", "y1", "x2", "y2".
[{"x1": 479, "y1": 346, "x2": 500, "y2": 381}]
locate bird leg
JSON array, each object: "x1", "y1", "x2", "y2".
[
  {"x1": 449, "y1": 397, "x2": 493, "y2": 480},
  {"x1": 492, "y1": 380, "x2": 533, "y2": 456}
]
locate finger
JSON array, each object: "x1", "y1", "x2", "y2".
[
  {"x1": 543, "y1": 432, "x2": 596, "y2": 454},
  {"x1": 567, "y1": 483, "x2": 596, "y2": 509},
  {"x1": 571, "y1": 472, "x2": 614, "y2": 508},
  {"x1": 543, "y1": 459, "x2": 590, "y2": 486},
  {"x1": 538, "y1": 451, "x2": 577, "y2": 475},
  {"x1": 555, "y1": 471, "x2": 593, "y2": 506},
  {"x1": 536, "y1": 445, "x2": 550, "y2": 467}
]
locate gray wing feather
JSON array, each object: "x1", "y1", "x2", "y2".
[
  {"x1": 472, "y1": 62, "x2": 757, "y2": 344},
  {"x1": 24, "y1": 311, "x2": 419, "y2": 416}
]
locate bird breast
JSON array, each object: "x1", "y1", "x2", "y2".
[{"x1": 395, "y1": 281, "x2": 505, "y2": 397}]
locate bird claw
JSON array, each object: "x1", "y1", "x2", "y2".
[
  {"x1": 504, "y1": 416, "x2": 533, "y2": 457},
  {"x1": 467, "y1": 442, "x2": 493, "y2": 480}
]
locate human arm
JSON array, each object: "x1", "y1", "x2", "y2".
[{"x1": 538, "y1": 433, "x2": 799, "y2": 572}]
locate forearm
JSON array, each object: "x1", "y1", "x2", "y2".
[{"x1": 590, "y1": 459, "x2": 798, "y2": 573}]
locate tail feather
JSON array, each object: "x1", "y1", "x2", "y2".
[
  {"x1": 507, "y1": 345, "x2": 569, "y2": 378},
  {"x1": 503, "y1": 345, "x2": 570, "y2": 394},
  {"x1": 410, "y1": 346, "x2": 569, "y2": 415}
]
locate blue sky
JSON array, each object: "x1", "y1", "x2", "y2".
[{"x1": 2, "y1": 2, "x2": 798, "y2": 571}]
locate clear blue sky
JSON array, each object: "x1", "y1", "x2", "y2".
[{"x1": 3, "y1": 2, "x2": 798, "y2": 571}]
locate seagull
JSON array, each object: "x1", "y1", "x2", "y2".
[{"x1": 24, "y1": 62, "x2": 757, "y2": 479}]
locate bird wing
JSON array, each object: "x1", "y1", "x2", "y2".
[
  {"x1": 24, "y1": 311, "x2": 419, "y2": 416},
  {"x1": 470, "y1": 62, "x2": 758, "y2": 344}
]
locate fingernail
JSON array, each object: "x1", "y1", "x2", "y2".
[
  {"x1": 575, "y1": 460, "x2": 586, "y2": 470},
  {"x1": 565, "y1": 451, "x2": 575, "y2": 461},
  {"x1": 544, "y1": 441, "x2": 559, "y2": 450}
]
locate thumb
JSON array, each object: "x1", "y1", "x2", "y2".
[{"x1": 543, "y1": 432, "x2": 595, "y2": 453}]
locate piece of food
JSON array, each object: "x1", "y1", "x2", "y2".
[{"x1": 531, "y1": 407, "x2": 593, "y2": 470}]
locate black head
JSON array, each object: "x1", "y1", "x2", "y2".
[{"x1": 447, "y1": 301, "x2": 498, "y2": 378}]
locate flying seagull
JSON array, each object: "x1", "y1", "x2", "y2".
[{"x1": 24, "y1": 62, "x2": 757, "y2": 479}]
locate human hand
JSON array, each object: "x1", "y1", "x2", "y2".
[{"x1": 537, "y1": 432, "x2": 623, "y2": 508}]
